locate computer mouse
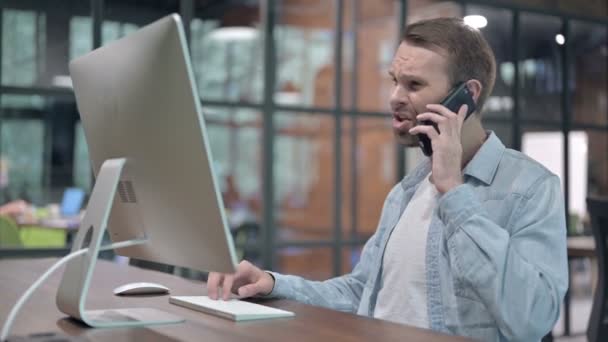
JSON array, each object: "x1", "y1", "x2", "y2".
[{"x1": 113, "y1": 282, "x2": 170, "y2": 296}]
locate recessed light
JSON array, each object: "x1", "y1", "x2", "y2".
[{"x1": 464, "y1": 15, "x2": 487, "y2": 29}]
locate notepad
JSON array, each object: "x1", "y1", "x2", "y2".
[{"x1": 169, "y1": 296, "x2": 295, "y2": 322}]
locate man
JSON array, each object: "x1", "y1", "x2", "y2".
[{"x1": 207, "y1": 17, "x2": 568, "y2": 341}]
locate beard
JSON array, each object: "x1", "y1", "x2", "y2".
[{"x1": 393, "y1": 129, "x2": 419, "y2": 147}]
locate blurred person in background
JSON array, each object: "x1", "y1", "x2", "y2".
[{"x1": 0, "y1": 199, "x2": 29, "y2": 219}]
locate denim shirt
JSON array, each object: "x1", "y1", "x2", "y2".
[{"x1": 268, "y1": 132, "x2": 569, "y2": 341}]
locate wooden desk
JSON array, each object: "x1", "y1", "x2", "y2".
[
  {"x1": 17, "y1": 217, "x2": 80, "y2": 230},
  {"x1": 0, "y1": 259, "x2": 471, "y2": 341},
  {"x1": 567, "y1": 236, "x2": 596, "y2": 258}
]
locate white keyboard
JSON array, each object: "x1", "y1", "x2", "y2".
[{"x1": 169, "y1": 296, "x2": 295, "y2": 322}]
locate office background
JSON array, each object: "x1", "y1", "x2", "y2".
[{"x1": 0, "y1": 0, "x2": 606, "y2": 281}]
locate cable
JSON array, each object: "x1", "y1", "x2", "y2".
[{"x1": 1, "y1": 238, "x2": 147, "y2": 341}]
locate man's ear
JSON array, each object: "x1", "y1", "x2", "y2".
[{"x1": 465, "y1": 79, "x2": 483, "y2": 104}]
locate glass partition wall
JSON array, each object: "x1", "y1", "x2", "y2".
[{"x1": 1, "y1": 1, "x2": 606, "y2": 287}]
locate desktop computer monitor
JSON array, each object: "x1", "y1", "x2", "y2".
[{"x1": 69, "y1": 14, "x2": 238, "y2": 274}]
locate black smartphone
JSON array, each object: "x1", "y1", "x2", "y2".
[{"x1": 417, "y1": 82, "x2": 477, "y2": 156}]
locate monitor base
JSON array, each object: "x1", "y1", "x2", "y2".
[
  {"x1": 84, "y1": 308, "x2": 184, "y2": 328},
  {"x1": 55, "y1": 158, "x2": 184, "y2": 329}
]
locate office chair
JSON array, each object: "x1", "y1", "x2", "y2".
[
  {"x1": 232, "y1": 221, "x2": 260, "y2": 262},
  {"x1": 587, "y1": 196, "x2": 608, "y2": 342}
]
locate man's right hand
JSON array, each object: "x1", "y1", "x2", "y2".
[{"x1": 206, "y1": 260, "x2": 275, "y2": 300}]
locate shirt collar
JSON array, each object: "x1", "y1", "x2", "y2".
[
  {"x1": 400, "y1": 131, "x2": 505, "y2": 189},
  {"x1": 462, "y1": 131, "x2": 505, "y2": 185}
]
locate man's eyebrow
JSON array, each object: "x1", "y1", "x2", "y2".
[
  {"x1": 389, "y1": 71, "x2": 424, "y2": 82},
  {"x1": 404, "y1": 73, "x2": 423, "y2": 81}
]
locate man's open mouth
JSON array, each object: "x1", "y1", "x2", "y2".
[{"x1": 393, "y1": 113, "x2": 411, "y2": 122}]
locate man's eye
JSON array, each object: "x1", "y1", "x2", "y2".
[{"x1": 409, "y1": 82, "x2": 421, "y2": 90}]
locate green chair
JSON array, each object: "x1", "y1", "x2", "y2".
[
  {"x1": 0, "y1": 215, "x2": 23, "y2": 247},
  {"x1": 0, "y1": 216, "x2": 72, "y2": 259},
  {"x1": 18, "y1": 225, "x2": 66, "y2": 247}
]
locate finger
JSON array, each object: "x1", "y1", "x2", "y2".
[
  {"x1": 426, "y1": 104, "x2": 458, "y2": 118},
  {"x1": 207, "y1": 273, "x2": 223, "y2": 300},
  {"x1": 236, "y1": 260, "x2": 253, "y2": 278},
  {"x1": 456, "y1": 104, "x2": 468, "y2": 125},
  {"x1": 409, "y1": 125, "x2": 439, "y2": 140},
  {"x1": 237, "y1": 283, "x2": 260, "y2": 298},
  {"x1": 427, "y1": 103, "x2": 467, "y2": 136},
  {"x1": 238, "y1": 260, "x2": 266, "y2": 286},
  {"x1": 222, "y1": 274, "x2": 235, "y2": 300},
  {"x1": 415, "y1": 112, "x2": 446, "y2": 125}
]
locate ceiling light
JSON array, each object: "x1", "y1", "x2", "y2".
[
  {"x1": 555, "y1": 34, "x2": 565, "y2": 45},
  {"x1": 464, "y1": 15, "x2": 487, "y2": 29},
  {"x1": 52, "y1": 75, "x2": 73, "y2": 88},
  {"x1": 208, "y1": 27, "x2": 258, "y2": 42}
]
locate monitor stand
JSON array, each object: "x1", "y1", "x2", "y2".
[{"x1": 55, "y1": 158, "x2": 184, "y2": 328}]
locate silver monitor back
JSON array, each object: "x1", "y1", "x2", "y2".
[{"x1": 69, "y1": 14, "x2": 238, "y2": 273}]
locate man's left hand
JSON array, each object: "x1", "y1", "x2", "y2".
[{"x1": 408, "y1": 104, "x2": 467, "y2": 194}]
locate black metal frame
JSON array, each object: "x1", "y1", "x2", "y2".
[
  {"x1": 261, "y1": 0, "x2": 276, "y2": 270},
  {"x1": 331, "y1": 0, "x2": 344, "y2": 275},
  {"x1": 512, "y1": 9, "x2": 521, "y2": 151},
  {"x1": 395, "y1": 0, "x2": 407, "y2": 182},
  {"x1": 348, "y1": 0, "x2": 360, "y2": 256},
  {"x1": 0, "y1": 1, "x2": 606, "y2": 300},
  {"x1": 561, "y1": 19, "x2": 572, "y2": 336},
  {"x1": 586, "y1": 197, "x2": 608, "y2": 342},
  {"x1": 0, "y1": 6, "x2": 3, "y2": 167}
]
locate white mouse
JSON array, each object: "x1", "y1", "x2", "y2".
[{"x1": 113, "y1": 282, "x2": 170, "y2": 296}]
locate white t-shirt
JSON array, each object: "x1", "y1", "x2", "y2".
[{"x1": 373, "y1": 173, "x2": 438, "y2": 328}]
